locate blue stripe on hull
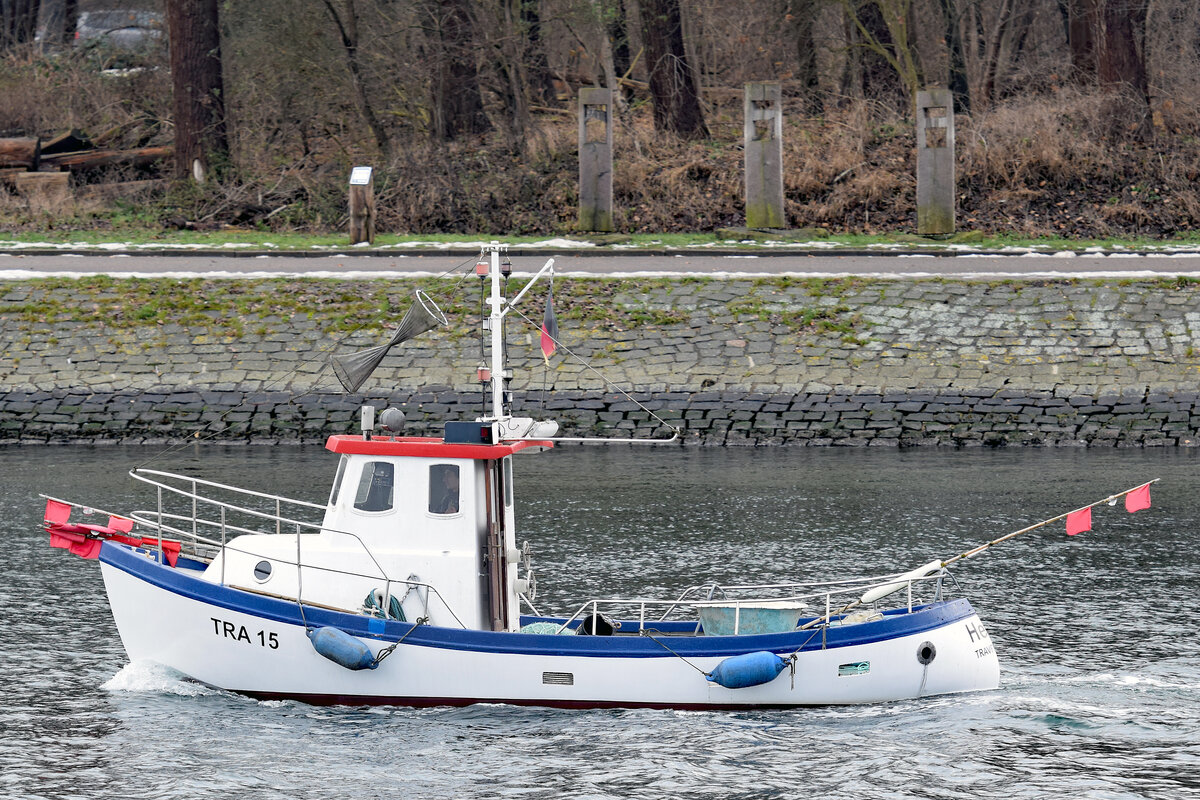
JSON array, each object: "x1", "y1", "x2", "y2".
[{"x1": 100, "y1": 542, "x2": 979, "y2": 658}]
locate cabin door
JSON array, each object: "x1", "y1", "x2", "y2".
[{"x1": 483, "y1": 459, "x2": 508, "y2": 631}]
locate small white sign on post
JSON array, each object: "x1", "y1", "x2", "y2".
[{"x1": 348, "y1": 166, "x2": 376, "y2": 244}]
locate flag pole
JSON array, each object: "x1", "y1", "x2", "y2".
[
  {"x1": 941, "y1": 478, "x2": 1158, "y2": 567},
  {"x1": 799, "y1": 479, "x2": 1157, "y2": 630}
]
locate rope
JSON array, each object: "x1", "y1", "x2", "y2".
[
  {"x1": 637, "y1": 629, "x2": 713, "y2": 677},
  {"x1": 640, "y1": 627, "x2": 812, "y2": 689},
  {"x1": 372, "y1": 616, "x2": 429, "y2": 665},
  {"x1": 784, "y1": 625, "x2": 826, "y2": 660}
]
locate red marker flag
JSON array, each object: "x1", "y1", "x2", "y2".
[
  {"x1": 1125, "y1": 483, "x2": 1151, "y2": 513},
  {"x1": 540, "y1": 282, "x2": 558, "y2": 364},
  {"x1": 1066, "y1": 506, "x2": 1092, "y2": 536}
]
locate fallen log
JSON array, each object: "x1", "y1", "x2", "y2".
[
  {"x1": 42, "y1": 146, "x2": 171, "y2": 173},
  {"x1": 0, "y1": 137, "x2": 41, "y2": 170}
]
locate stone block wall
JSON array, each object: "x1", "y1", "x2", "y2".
[{"x1": 3, "y1": 276, "x2": 1200, "y2": 446}]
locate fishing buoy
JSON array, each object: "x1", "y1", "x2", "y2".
[
  {"x1": 308, "y1": 627, "x2": 378, "y2": 671},
  {"x1": 706, "y1": 651, "x2": 788, "y2": 689}
]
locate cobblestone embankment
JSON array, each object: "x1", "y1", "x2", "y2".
[{"x1": 3, "y1": 276, "x2": 1200, "y2": 446}]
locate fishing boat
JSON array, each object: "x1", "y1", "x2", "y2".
[{"x1": 41, "y1": 245, "x2": 1153, "y2": 709}]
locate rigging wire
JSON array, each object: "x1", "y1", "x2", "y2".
[
  {"x1": 372, "y1": 616, "x2": 429, "y2": 665},
  {"x1": 637, "y1": 629, "x2": 712, "y2": 677}
]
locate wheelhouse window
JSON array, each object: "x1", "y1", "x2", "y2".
[
  {"x1": 429, "y1": 464, "x2": 460, "y2": 514},
  {"x1": 353, "y1": 461, "x2": 394, "y2": 512},
  {"x1": 328, "y1": 455, "x2": 349, "y2": 507}
]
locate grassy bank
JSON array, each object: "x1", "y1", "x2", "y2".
[
  {"x1": 1, "y1": 274, "x2": 854, "y2": 338},
  {"x1": 3, "y1": 229, "x2": 1200, "y2": 253}
]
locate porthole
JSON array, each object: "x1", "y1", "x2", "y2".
[
  {"x1": 917, "y1": 641, "x2": 937, "y2": 665},
  {"x1": 253, "y1": 560, "x2": 273, "y2": 582}
]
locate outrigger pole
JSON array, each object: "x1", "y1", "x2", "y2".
[
  {"x1": 941, "y1": 478, "x2": 1159, "y2": 567},
  {"x1": 801, "y1": 479, "x2": 1159, "y2": 629}
]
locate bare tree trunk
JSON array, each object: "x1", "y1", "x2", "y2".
[
  {"x1": 598, "y1": 20, "x2": 622, "y2": 108},
  {"x1": 603, "y1": 0, "x2": 633, "y2": 106},
  {"x1": 1097, "y1": 0, "x2": 1147, "y2": 95},
  {"x1": 521, "y1": 0, "x2": 556, "y2": 106},
  {"x1": 1, "y1": 0, "x2": 41, "y2": 51},
  {"x1": 321, "y1": 0, "x2": 393, "y2": 162},
  {"x1": 487, "y1": 0, "x2": 533, "y2": 151},
  {"x1": 978, "y1": 0, "x2": 1015, "y2": 109},
  {"x1": 166, "y1": 0, "x2": 229, "y2": 183},
  {"x1": 607, "y1": 0, "x2": 631, "y2": 78},
  {"x1": 786, "y1": 0, "x2": 822, "y2": 113},
  {"x1": 1065, "y1": 0, "x2": 1099, "y2": 80},
  {"x1": 638, "y1": 0, "x2": 707, "y2": 138},
  {"x1": 840, "y1": 0, "x2": 919, "y2": 113},
  {"x1": 1097, "y1": 0, "x2": 1149, "y2": 137},
  {"x1": 60, "y1": 0, "x2": 78, "y2": 46},
  {"x1": 425, "y1": 0, "x2": 490, "y2": 141},
  {"x1": 1007, "y1": 0, "x2": 1038, "y2": 66},
  {"x1": 938, "y1": 0, "x2": 970, "y2": 112}
]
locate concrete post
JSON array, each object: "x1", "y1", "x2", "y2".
[
  {"x1": 578, "y1": 88, "x2": 614, "y2": 232},
  {"x1": 743, "y1": 82, "x2": 785, "y2": 230},
  {"x1": 916, "y1": 89, "x2": 955, "y2": 235}
]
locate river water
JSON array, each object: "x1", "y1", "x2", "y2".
[{"x1": 2, "y1": 445, "x2": 1197, "y2": 799}]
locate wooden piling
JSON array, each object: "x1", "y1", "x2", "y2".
[
  {"x1": 916, "y1": 89, "x2": 955, "y2": 235},
  {"x1": 578, "y1": 88, "x2": 614, "y2": 232},
  {"x1": 743, "y1": 82, "x2": 785, "y2": 230}
]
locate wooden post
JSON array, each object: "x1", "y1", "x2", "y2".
[
  {"x1": 916, "y1": 89, "x2": 955, "y2": 235},
  {"x1": 578, "y1": 88, "x2": 614, "y2": 232},
  {"x1": 744, "y1": 82, "x2": 785, "y2": 230},
  {"x1": 348, "y1": 166, "x2": 375, "y2": 245}
]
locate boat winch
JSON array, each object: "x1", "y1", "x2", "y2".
[
  {"x1": 706, "y1": 651, "x2": 790, "y2": 689},
  {"x1": 308, "y1": 627, "x2": 378, "y2": 671}
]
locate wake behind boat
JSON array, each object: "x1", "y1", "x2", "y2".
[{"x1": 41, "y1": 245, "x2": 1153, "y2": 708}]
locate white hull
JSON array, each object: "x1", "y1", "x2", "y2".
[{"x1": 101, "y1": 548, "x2": 1000, "y2": 709}]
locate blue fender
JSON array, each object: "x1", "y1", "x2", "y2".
[
  {"x1": 706, "y1": 651, "x2": 788, "y2": 689},
  {"x1": 308, "y1": 627, "x2": 378, "y2": 671}
]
